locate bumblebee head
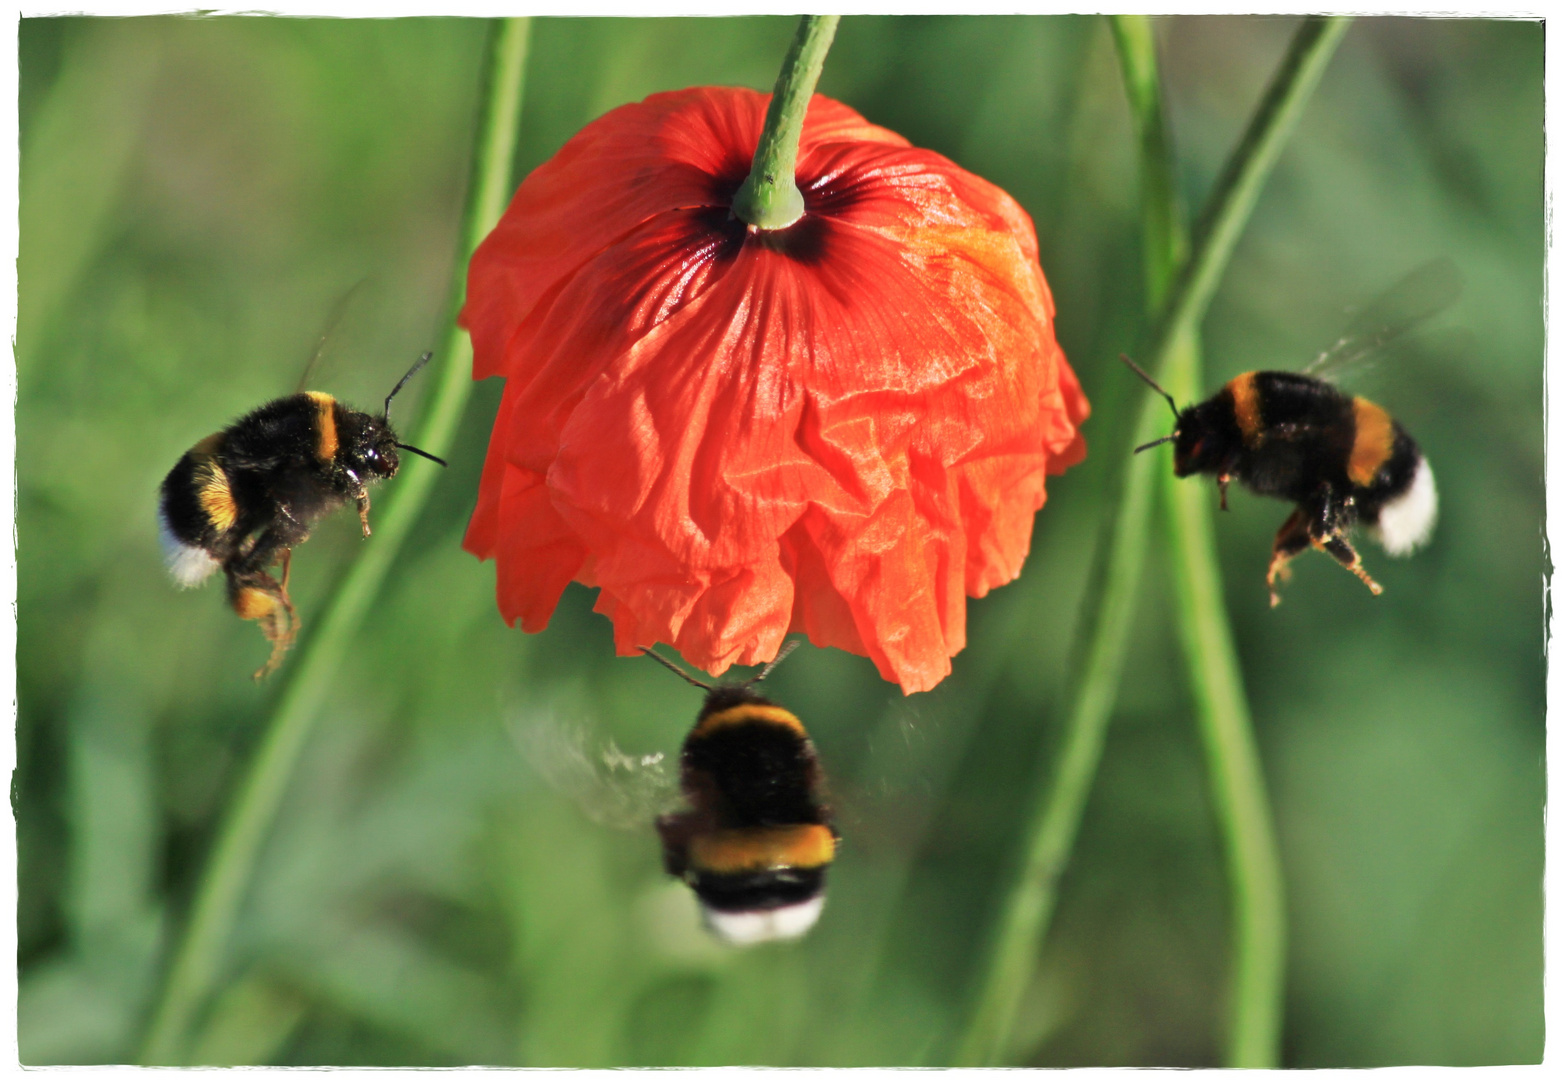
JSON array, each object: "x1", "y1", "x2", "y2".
[
  {"x1": 1174, "y1": 383, "x2": 1258, "y2": 479},
  {"x1": 1171, "y1": 408, "x2": 1221, "y2": 478},
  {"x1": 1138, "y1": 421, "x2": 1208, "y2": 477},
  {"x1": 341, "y1": 414, "x2": 403, "y2": 481}
]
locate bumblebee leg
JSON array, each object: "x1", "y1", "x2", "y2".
[
  {"x1": 227, "y1": 569, "x2": 297, "y2": 679},
  {"x1": 1215, "y1": 453, "x2": 1245, "y2": 511},
  {"x1": 1306, "y1": 485, "x2": 1379, "y2": 596},
  {"x1": 232, "y1": 521, "x2": 307, "y2": 579},
  {"x1": 275, "y1": 549, "x2": 299, "y2": 635},
  {"x1": 356, "y1": 491, "x2": 372, "y2": 538},
  {"x1": 255, "y1": 595, "x2": 297, "y2": 679},
  {"x1": 1267, "y1": 508, "x2": 1313, "y2": 607},
  {"x1": 222, "y1": 525, "x2": 310, "y2": 677},
  {"x1": 1313, "y1": 531, "x2": 1383, "y2": 597}
]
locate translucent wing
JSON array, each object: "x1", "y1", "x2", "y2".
[
  {"x1": 1303, "y1": 257, "x2": 1463, "y2": 381},
  {"x1": 509, "y1": 709, "x2": 682, "y2": 832},
  {"x1": 294, "y1": 278, "x2": 370, "y2": 393}
]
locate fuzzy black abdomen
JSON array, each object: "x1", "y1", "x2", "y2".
[
  {"x1": 220, "y1": 394, "x2": 332, "y2": 472},
  {"x1": 1238, "y1": 431, "x2": 1350, "y2": 502},
  {"x1": 160, "y1": 451, "x2": 220, "y2": 548},
  {"x1": 218, "y1": 395, "x2": 350, "y2": 535},
  {"x1": 1235, "y1": 372, "x2": 1355, "y2": 502},
  {"x1": 683, "y1": 721, "x2": 824, "y2": 827}
]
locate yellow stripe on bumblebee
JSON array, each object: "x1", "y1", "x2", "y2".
[
  {"x1": 688, "y1": 823, "x2": 836, "y2": 875},
  {"x1": 306, "y1": 391, "x2": 338, "y2": 461},
  {"x1": 693, "y1": 702, "x2": 808, "y2": 738},
  {"x1": 196, "y1": 457, "x2": 239, "y2": 533},
  {"x1": 1228, "y1": 372, "x2": 1263, "y2": 445},
  {"x1": 1347, "y1": 396, "x2": 1395, "y2": 487}
]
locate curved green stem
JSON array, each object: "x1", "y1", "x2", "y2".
[
  {"x1": 955, "y1": 16, "x2": 1350, "y2": 1066},
  {"x1": 1166, "y1": 17, "x2": 1353, "y2": 353},
  {"x1": 730, "y1": 14, "x2": 839, "y2": 230},
  {"x1": 1165, "y1": 452, "x2": 1287, "y2": 1066},
  {"x1": 137, "y1": 18, "x2": 533, "y2": 1065},
  {"x1": 1116, "y1": 13, "x2": 1311, "y2": 1067},
  {"x1": 1108, "y1": 14, "x2": 1186, "y2": 311}
]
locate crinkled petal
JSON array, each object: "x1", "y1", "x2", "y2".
[{"x1": 463, "y1": 88, "x2": 907, "y2": 378}]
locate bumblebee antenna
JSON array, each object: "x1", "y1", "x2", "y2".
[
  {"x1": 1133, "y1": 435, "x2": 1177, "y2": 454},
  {"x1": 743, "y1": 639, "x2": 800, "y2": 687},
  {"x1": 384, "y1": 351, "x2": 434, "y2": 420},
  {"x1": 1120, "y1": 353, "x2": 1181, "y2": 420},
  {"x1": 638, "y1": 646, "x2": 714, "y2": 692},
  {"x1": 394, "y1": 442, "x2": 448, "y2": 467}
]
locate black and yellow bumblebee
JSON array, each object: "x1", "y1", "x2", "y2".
[
  {"x1": 1124, "y1": 260, "x2": 1455, "y2": 606},
  {"x1": 641, "y1": 641, "x2": 837, "y2": 945},
  {"x1": 158, "y1": 352, "x2": 446, "y2": 677}
]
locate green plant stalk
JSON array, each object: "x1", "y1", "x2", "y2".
[
  {"x1": 1168, "y1": 17, "x2": 1353, "y2": 355},
  {"x1": 1114, "y1": 13, "x2": 1296, "y2": 1067},
  {"x1": 1108, "y1": 14, "x2": 1186, "y2": 310},
  {"x1": 1164, "y1": 455, "x2": 1286, "y2": 1067},
  {"x1": 955, "y1": 16, "x2": 1350, "y2": 1066},
  {"x1": 730, "y1": 15, "x2": 839, "y2": 230},
  {"x1": 137, "y1": 18, "x2": 533, "y2": 1065}
]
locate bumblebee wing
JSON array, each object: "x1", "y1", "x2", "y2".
[
  {"x1": 294, "y1": 278, "x2": 369, "y2": 393},
  {"x1": 509, "y1": 709, "x2": 681, "y2": 832},
  {"x1": 1303, "y1": 257, "x2": 1464, "y2": 382}
]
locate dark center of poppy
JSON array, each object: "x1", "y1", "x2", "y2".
[{"x1": 702, "y1": 161, "x2": 857, "y2": 268}]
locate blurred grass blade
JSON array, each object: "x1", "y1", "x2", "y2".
[
  {"x1": 137, "y1": 18, "x2": 533, "y2": 1065},
  {"x1": 185, "y1": 975, "x2": 307, "y2": 1067},
  {"x1": 18, "y1": 21, "x2": 162, "y2": 370},
  {"x1": 68, "y1": 693, "x2": 158, "y2": 943},
  {"x1": 275, "y1": 925, "x2": 511, "y2": 1062},
  {"x1": 955, "y1": 16, "x2": 1351, "y2": 1066}
]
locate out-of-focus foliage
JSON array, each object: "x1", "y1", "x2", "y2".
[{"x1": 16, "y1": 15, "x2": 1542, "y2": 1067}]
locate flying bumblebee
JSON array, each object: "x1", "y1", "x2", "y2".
[
  {"x1": 641, "y1": 641, "x2": 837, "y2": 946},
  {"x1": 1126, "y1": 259, "x2": 1456, "y2": 606},
  {"x1": 158, "y1": 352, "x2": 446, "y2": 677}
]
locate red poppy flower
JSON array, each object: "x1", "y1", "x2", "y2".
[{"x1": 462, "y1": 86, "x2": 1087, "y2": 694}]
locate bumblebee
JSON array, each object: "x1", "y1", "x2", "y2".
[
  {"x1": 641, "y1": 642, "x2": 836, "y2": 945},
  {"x1": 158, "y1": 352, "x2": 446, "y2": 677},
  {"x1": 1125, "y1": 356, "x2": 1436, "y2": 606},
  {"x1": 1125, "y1": 261, "x2": 1459, "y2": 605}
]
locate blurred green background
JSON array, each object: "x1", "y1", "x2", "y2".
[{"x1": 16, "y1": 15, "x2": 1542, "y2": 1066}]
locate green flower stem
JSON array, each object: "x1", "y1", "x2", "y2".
[
  {"x1": 1108, "y1": 15, "x2": 1186, "y2": 310},
  {"x1": 137, "y1": 18, "x2": 532, "y2": 1065},
  {"x1": 730, "y1": 15, "x2": 839, "y2": 230},
  {"x1": 1165, "y1": 17, "x2": 1352, "y2": 353},
  {"x1": 1165, "y1": 454, "x2": 1287, "y2": 1067},
  {"x1": 1115, "y1": 13, "x2": 1329, "y2": 1067},
  {"x1": 955, "y1": 16, "x2": 1350, "y2": 1066}
]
